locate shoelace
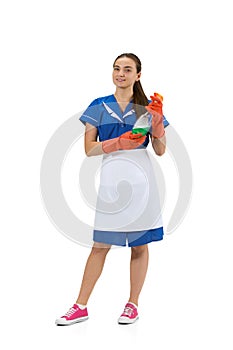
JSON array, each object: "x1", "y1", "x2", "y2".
[
  {"x1": 123, "y1": 306, "x2": 133, "y2": 317},
  {"x1": 64, "y1": 306, "x2": 77, "y2": 317}
]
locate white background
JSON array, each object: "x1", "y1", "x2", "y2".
[{"x1": 1, "y1": 0, "x2": 232, "y2": 349}]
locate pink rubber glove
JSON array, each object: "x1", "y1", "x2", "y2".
[
  {"x1": 145, "y1": 92, "x2": 165, "y2": 138},
  {"x1": 102, "y1": 131, "x2": 146, "y2": 154}
]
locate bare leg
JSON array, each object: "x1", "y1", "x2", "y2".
[
  {"x1": 128, "y1": 244, "x2": 149, "y2": 306},
  {"x1": 76, "y1": 242, "x2": 111, "y2": 305}
]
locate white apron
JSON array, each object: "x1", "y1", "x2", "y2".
[{"x1": 94, "y1": 149, "x2": 163, "y2": 232}]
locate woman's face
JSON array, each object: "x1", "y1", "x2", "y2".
[{"x1": 112, "y1": 57, "x2": 141, "y2": 89}]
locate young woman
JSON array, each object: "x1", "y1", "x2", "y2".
[{"x1": 55, "y1": 53, "x2": 169, "y2": 325}]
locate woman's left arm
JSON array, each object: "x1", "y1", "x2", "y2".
[
  {"x1": 151, "y1": 134, "x2": 166, "y2": 156},
  {"x1": 146, "y1": 92, "x2": 167, "y2": 156}
]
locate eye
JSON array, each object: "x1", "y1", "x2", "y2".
[{"x1": 113, "y1": 67, "x2": 119, "y2": 71}]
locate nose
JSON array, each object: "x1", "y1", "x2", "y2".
[{"x1": 118, "y1": 69, "x2": 125, "y2": 76}]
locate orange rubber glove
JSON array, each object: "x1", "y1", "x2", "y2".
[
  {"x1": 145, "y1": 92, "x2": 165, "y2": 138},
  {"x1": 102, "y1": 131, "x2": 146, "y2": 154}
]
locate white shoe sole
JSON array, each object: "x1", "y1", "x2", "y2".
[
  {"x1": 118, "y1": 316, "x2": 139, "y2": 324},
  {"x1": 55, "y1": 316, "x2": 89, "y2": 326}
]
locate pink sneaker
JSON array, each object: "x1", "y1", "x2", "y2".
[
  {"x1": 55, "y1": 304, "x2": 88, "y2": 325},
  {"x1": 118, "y1": 302, "x2": 139, "y2": 324}
]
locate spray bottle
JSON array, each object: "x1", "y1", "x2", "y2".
[{"x1": 132, "y1": 112, "x2": 152, "y2": 136}]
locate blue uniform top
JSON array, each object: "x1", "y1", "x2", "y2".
[{"x1": 79, "y1": 94, "x2": 169, "y2": 148}]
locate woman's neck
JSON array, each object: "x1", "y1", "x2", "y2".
[{"x1": 114, "y1": 88, "x2": 133, "y2": 102}]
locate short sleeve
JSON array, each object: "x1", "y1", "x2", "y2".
[
  {"x1": 163, "y1": 115, "x2": 169, "y2": 128},
  {"x1": 79, "y1": 98, "x2": 101, "y2": 128}
]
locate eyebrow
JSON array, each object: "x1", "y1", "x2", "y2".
[{"x1": 113, "y1": 65, "x2": 133, "y2": 69}]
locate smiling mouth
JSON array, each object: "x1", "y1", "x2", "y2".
[{"x1": 116, "y1": 79, "x2": 125, "y2": 82}]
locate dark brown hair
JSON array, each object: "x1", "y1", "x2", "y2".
[{"x1": 113, "y1": 53, "x2": 148, "y2": 118}]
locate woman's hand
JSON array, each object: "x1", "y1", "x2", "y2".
[
  {"x1": 84, "y1": 124, "x2": 146, "y2": 156},
  {"x1": 145, "y1": 92, "x2": 165, "y2": 139},
  {"x1": 102, "y1": 131, "x2": 146, "y2": 154}
]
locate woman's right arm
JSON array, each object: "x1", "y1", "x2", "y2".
[
  {"x1": 84, "y1": 122, "x2": 146, "y2": 156},
  {"x1": 84, "y1": 122, "x2": 105, "y2": 157}
]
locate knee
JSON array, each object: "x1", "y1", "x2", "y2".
[
  {"x1": 131, "y1": 245, "x2": 148, "y2": 259},
  {"x1": 91, "y1": 243, "x2": 111, "y2": 256}
]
